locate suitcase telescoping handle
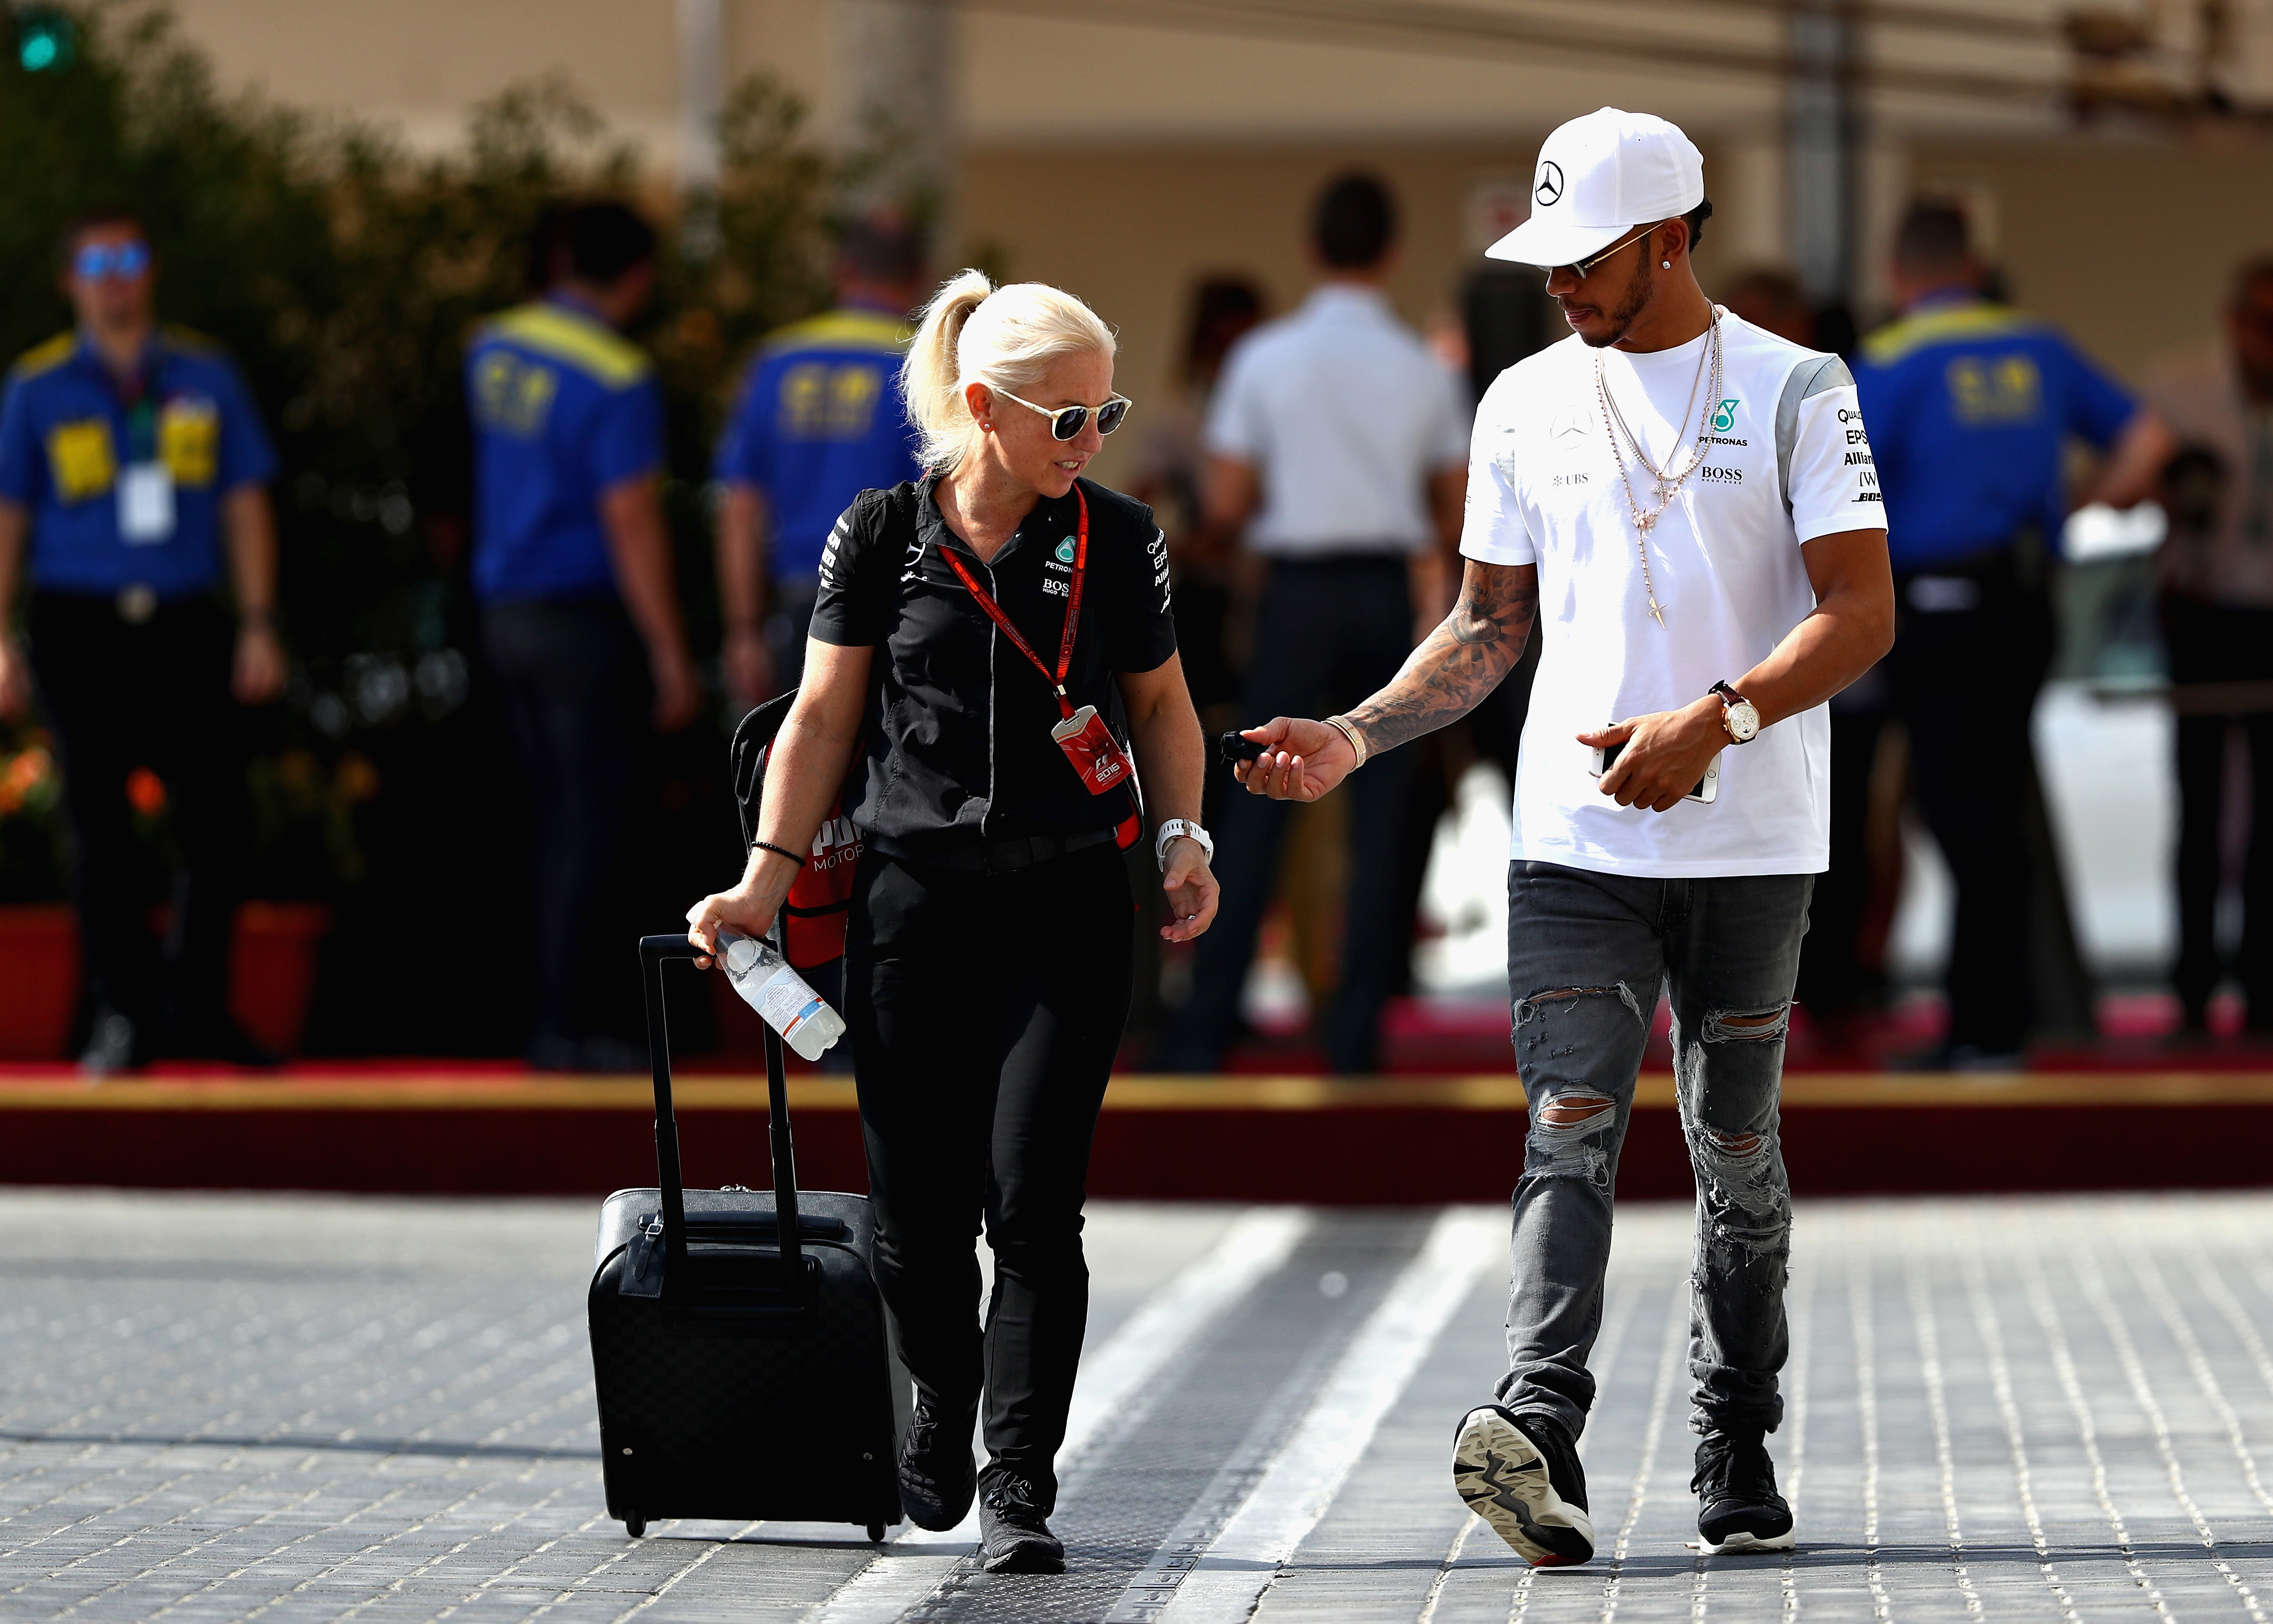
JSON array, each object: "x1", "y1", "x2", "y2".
[{"x1": 637, "y1": 933, "x2": 803, "y2": 1286}]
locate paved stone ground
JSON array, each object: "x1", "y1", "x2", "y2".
[{"x1": 7, "y1": 1189, "x2": 2273, "y2": 1622}]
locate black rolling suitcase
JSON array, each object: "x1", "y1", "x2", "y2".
[{"x1": 585, "y1": 936, "x2": 906, "y2": 1541}]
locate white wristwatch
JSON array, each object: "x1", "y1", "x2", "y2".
[
  {"x1": 1711, "y1": 680, "x2": 1761, "y2": 744},
  {"x1": 1155, "y1": 818, "x2": 1214, "y2": 870}
]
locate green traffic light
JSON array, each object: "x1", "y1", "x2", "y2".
[{"x1": 17, "y1": 11, "x2": 74, "y2": 73}]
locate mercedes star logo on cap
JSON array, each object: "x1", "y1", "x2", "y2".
[{"x1": 1534, "y1": 160, "x2": 1565, "y2": 206}]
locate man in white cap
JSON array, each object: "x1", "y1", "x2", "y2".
[{"x1": 1230, "y1": 108, "x2": 1893, "y2": 1563}]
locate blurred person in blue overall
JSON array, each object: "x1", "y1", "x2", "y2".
[
  {"x1": 0, "y1": 211, "x2": 284, "y2": 1073},
  {"x1": 469, "y1": 201, "x2": 699, "y2": 1071},
  {"x1": 714, "y1": 215, "x2": 925, "y2": 710},
  {"x1": 1854, "y1": 202, "x2": 2171, "y2": 1066}
]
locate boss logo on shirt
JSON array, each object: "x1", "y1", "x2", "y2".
[
  {"x1": 1042, "y1": 577, "x2": 1070, "y2": 598},
  {"x1": 1700, "y1": 465, "x2": 1743, "y2": 484}
]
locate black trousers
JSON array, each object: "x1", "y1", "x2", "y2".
[
  {"x1": 2161, "y1": 594, "x2": 2273, "y2": 1030},
  {"x1": 1165, "y1": 554, "x2": 1417, "y2": 1074},
  {"x1": 1885, "y1": 544, "x2": 2057, "y2": 1054},
  {"x1": 847, "y1": 841, "x2": 1133, "y2": 1504},
  {"x1": 29, "y1": 592, "x2": 248, "y2": 1041},
  {"x1": 482, "y1": 598, "x2": 645, "y2": 1049}
]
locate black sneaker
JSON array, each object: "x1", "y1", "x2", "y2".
[
  {"x1": 977, "y1": 1472, "x2": 1064, "y2": 1574},
  {"x1": 896, "y1": 1403, "x2": 977, "y2": 1532},
  {"x1": 1452, "y1": 1406, "x2": 1595, "y2": 1566},
  {"x1": 1693, "y1": 1428, "x2": 1795, "y2": 1552}
]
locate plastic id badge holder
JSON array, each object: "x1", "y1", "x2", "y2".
[
  {"x1": 1051, "y1": 704, "x2": 1132, "y2": 794},
  {"x1": 118, "y1": 462, "x2": 175, "y2": 544}
]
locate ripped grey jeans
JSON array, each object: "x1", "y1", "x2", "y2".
[{"x1": 1496, "y1": 859, "x2": 1813, "y2": 1443}]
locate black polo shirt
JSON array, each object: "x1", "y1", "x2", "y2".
[{"x1": 810, "y1": 474, "x2": 1176, "y2": 853}]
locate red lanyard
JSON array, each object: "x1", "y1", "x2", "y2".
[{"x1": 936, "y1": 486, "x2": 1088, "y2": 720}]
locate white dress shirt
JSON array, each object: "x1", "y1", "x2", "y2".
[{"x1": 1204, "y1": 284, "x2": 1469, "y2": 557}]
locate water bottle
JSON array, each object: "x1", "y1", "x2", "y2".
[{"x1": 715, "y1": 927, "x2": 846, "y2": 1061}]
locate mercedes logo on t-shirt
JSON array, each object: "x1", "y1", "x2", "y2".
[{"x1": 1534, "y1": 161, "x2": 1565, "y2": 206}]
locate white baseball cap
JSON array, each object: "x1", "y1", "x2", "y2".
[{"x1": 1486, "y1": 107, "x2": 1705, "y2": 268}]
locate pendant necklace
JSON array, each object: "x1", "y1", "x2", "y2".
[{"x1": 1593, "y1": 307, "x2": 1724, "y2": 627}]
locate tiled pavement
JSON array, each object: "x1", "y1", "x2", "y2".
[{"x1": 7, "y1": 1188, "x2": 2273, "y2": 1621}]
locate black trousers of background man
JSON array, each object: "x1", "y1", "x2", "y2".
[
  {"x1": 29, "y1": 592, "x2": 249, "y2": 1050},
  {"x1": 482, "y1": 597, "x2": 645, "y2": 1061},
  {"x1": 848, "y1": 842, "x2": 1132, "y2": 1507},
  {"x1": 1885, "y1": 541, "x2": 2058, "y2": 1057},
  {"x1": 2160, "y1": 593, "x2": 2273, "y2": 1032},
  {"x1": 1162, "y1": 554, "x2": 1417, "y2": 1075},
  {"x1": 1794, "y1": 664, "x2": 1892, "y2": 1028}
]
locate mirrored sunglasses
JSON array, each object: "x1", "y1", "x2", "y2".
[
  {"x1": 996, "y1": 388, "x2": 1131, "y2": 441},
  {"x1": 73, "y1": 241, "x2": 151, "y2": 282}
]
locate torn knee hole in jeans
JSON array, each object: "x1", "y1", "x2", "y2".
[
  {"x1": 1537, "y1": 1092, "x2": 1615, "y2": 1130},
  {"x1": 1527, "y1": 1090, "x2": 1616, "y2": 1185},
  {"x1": 1688, "y1": 1120, "x2": 1787, "y2": 1237},
  {"x1": 1514, "y1": 982, "x2": 1647, "y2": 1030},
  {"x1": 1702, "y1": 1002, "x2": 1791, "y2": 1044}
]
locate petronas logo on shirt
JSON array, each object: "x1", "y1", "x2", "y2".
[
  {"x1": 1711, "y1": 398, "x2": 1741, "y2": 433},
  {"x1": 1055, "y1": 538, "x2": 1076, "y2": 564}
]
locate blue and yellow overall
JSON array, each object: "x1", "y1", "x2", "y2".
[
  {"x1": 1854, "y1": 294, "x2": 2137, "y2": 1054},
  {"x1": 0, "y1": 328, "x2": 275, "y2": 1049}
]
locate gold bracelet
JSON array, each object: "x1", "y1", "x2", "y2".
[{"x1": 1323, "y1": 714, "x2": 1369, "y2": 770}]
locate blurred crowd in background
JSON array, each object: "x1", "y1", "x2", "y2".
[{"x1": 0, "y1": 8, "x2": 2267, "y2": 1075}]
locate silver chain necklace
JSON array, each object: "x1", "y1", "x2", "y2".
[{"x1": 1593, "y1": 308, "x2": 1724, "y2": 627}]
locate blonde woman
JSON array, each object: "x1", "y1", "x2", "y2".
[{"x1": 687, "y1": 272, "x2": 1218, "y2": 1572}]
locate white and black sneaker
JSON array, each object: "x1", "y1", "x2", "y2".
[
  {"x1": 1452, "y1": 1405, "x2": 1596, "y2": 1566},
  {"x1": 1693, "y1": 1428, "x2": 1795, "y2": 1552}
]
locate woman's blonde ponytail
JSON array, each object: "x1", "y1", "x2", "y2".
[
  {"x1": 899, "y1": 269, "x2": 1117, "y2": 476},
  {"x1": 901, "y1": 269, "x2": 995, "y2": 474}
]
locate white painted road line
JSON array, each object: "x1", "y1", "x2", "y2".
[
  {"x1": 1144, "y1": 1208, "x2": 1506, "y2": 1623},
  {"x1": 808, "y1": 1208, "x2": 1314, "y2": 1624}
]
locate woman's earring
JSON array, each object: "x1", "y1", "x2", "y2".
[{"x1": 1661, "y1": 259, "x2": 1672, "y2": 269}]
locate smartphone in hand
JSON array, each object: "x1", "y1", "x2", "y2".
[
  {"x1": 1591, "y1": 738, "x2": 1720, "y2": 804},
  {"x1": 1218, "y1": 731, "x2": 1267, "y2": 768}
]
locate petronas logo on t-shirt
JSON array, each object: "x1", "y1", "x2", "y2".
[
  {"x1": 1711, "y1": 398, "x2": 1741, "y2": 434},
  {"x1": 1055, "y1": 538, "x2": 1076, "y2": 564}
]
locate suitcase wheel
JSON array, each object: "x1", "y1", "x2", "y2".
[
  {"x1": 868, "y1": 1523, "x2": 885, "y2": 1544},
  {"x1": 624, "y1": 1515, "x2": 646, "y2": 1539}
]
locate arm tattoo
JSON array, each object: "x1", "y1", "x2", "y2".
[{"x1": 1348, "y1": 563, "x2": 1537, "y2": 756}]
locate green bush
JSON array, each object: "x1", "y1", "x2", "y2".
[{"x1": 0, "y1": 6, "x2": 851, "y2": 1048}]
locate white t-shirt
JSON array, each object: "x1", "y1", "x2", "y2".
[
  {"x1": 1460, "y1": 311, "x2": 1887, "y2": 878},
  {"x1": 1206, "y1": 285, "x2": 1470, "y2": 556}
]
